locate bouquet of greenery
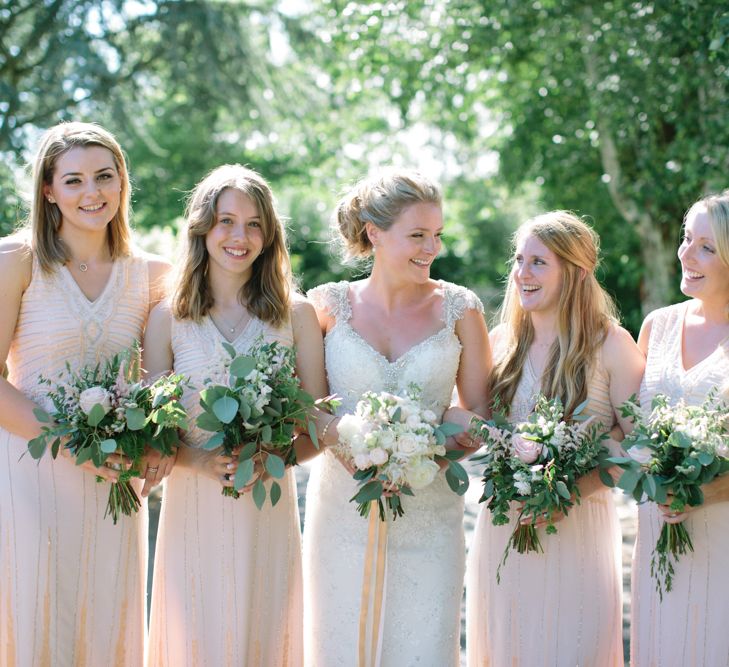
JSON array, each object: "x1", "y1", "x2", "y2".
[
  {"x1": 197, "y1": 339, "x2": 338, "y2": 507},
  {"x1": 336, "y1": 385, "x2": 467, "y2": 521},
  {"x1": 28, "y1": 344, "x2": 188, "y2": 523},
  {"x1": 472, "y1": 395, "x2": 610, "y2": 579},
  {"x1": 609, "y1": 392, "x2": 729, "y2": 598}
]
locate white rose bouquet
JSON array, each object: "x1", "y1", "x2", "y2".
[
  {"x1": 472, "y1": 395, "x2": 609, "y2": 579},
  {"x1": 197, "y1": 339, "x2": 338, "y2": 506},
  {"x1": 336, "y1": 385, "x2": 467, "y2": 520},
  {"x1": 609, "y1": 392, "x2": 729, "y2": 598},
  {"x1": 28, "y1": 343, "x2": 188, "y2": 523}
]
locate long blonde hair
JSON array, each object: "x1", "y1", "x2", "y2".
[
  {"x1": 490, "y1": 211, "x2": 618, "y2": 418},
  {"x1": 29, "y1": 122, "x2": 132, "y2": 273},
  {"x1": 171, "y1": 164, "x2": 292, "y2": 327}
]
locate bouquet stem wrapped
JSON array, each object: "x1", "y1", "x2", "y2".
[{"x1": 28, "y1": 343, "x2": 188, "y2": 523}]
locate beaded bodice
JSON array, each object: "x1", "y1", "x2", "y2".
[
  {"x1": 308, "y1": 280, "x2": 483, "y2": 419},
  {"x1": 7, "y1": 254, "x2": 149, "y2": 408}
]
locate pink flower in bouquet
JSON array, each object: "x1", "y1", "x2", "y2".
[{"x1": 512, "y1": 433, "x2": 541, "y2": 464}]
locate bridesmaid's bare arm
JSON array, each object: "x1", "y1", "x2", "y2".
[
  {"x1": 146, "y1": 256, "x2": 172, "y2": 310},
  {"x1": 0, "y1": 240, "x2": 46, "y2": 440},
  {"x1": 444, "y1": 307, "x2": 492, "y2": 450},
  {"x1": 289, "y1": 296, "x2": 333, "y2": 464},
  {"x1": 138, "y1": 301, "x2": 178, "y2": 494}
]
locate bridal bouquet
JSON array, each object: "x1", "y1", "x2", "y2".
[
  {"x1": 28, "y1": 344, "x2": 188, "y2": 523},
  {"x1": 336, "y1": 385, "x2": 467, "y2": 521},
  {"x1": 609, "y1": 392, "x2": 729, "y2": 598},
  {"x1": 197, "y1": 339, "x2": 338, "y2": 507},
  {"x1": 472, "y1": 395, "x2": 609, "y2": 578}
]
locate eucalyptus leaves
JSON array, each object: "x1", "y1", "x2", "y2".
[
  {"x1": 610, "y1": 392, "x2": 729, "y2": 598},
  {"x1": 197, "y1": 339, "x2": 337, "y2": 507}
]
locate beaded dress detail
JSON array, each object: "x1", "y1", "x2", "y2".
[
  {"x1": 631, "y1": 302, "x2": 729, "y2": 667},
  {"x1": 146, "y1": 309, "x2": 303, "y2": 667},
  {"x1": 303, "y1": 280, "x2": 483, "y2": 667},
  {"x1": 0, "y1": 254, "x2": 149, "y2": 667}
]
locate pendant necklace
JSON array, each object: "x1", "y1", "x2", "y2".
[{"x1": 216, "y1": 309, "x2": 248, "y2": 334}]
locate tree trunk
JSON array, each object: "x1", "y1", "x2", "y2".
[{"x1": 636, "y1": 214, "x2": 676, "y2": 316}]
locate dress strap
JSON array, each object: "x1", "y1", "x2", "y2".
[
  {"x1": 307, "y1": 281, "x2": 352, "y2": 323},
  {"x1": 441, "y1": 281, "x2": 484, "y2": 330}
]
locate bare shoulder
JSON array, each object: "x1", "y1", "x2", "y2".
[
  {"x1": 602, "y1": 322, "x2": 644, "y2": 376},
  {"x1": 603, "y1": 323, "x2": 639, "y2": 353},
  {"x1": 141, "y1": 252, "x2": 172, "y2": 280},
  {"x1": 0, "y1": 235, "x2": 33, "y2": 290},
  {"x1": 290, "y1": 292, "x2": 320, "y2": 329}
]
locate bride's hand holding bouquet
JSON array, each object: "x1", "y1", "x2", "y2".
[{"x1": 335, "y1": 384, "x2": 467, "y2": 521}]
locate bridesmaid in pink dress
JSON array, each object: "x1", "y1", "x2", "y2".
[
  {"x1": 631, "y1": 191, "x2": 729, "y2": 666},
  {"x1": 143, "y1": 164, "x2": 328, "y2": 667},
  {"x1": 0, "y1": 122, "x2": 170, "y2": 666},
  {"x1": 466, "y1": 211, "x2": 645, "y2": 666}
]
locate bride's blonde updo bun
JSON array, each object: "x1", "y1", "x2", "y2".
[{"x1": 334, "y1": 168, "x2": 442, "y2": 260}]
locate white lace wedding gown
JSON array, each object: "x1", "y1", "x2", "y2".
[{"x1": 303, "y1": 280, "x2": 482, "y2": 667}]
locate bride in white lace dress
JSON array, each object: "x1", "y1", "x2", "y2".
[{"x1": 303, "y1": 169, "x2": 491, "y2": 666}]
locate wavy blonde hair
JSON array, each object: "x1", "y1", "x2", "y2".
[
  {"x1": 490, "y1": 211, "x2": 618, "y2": 418},
  {"x1": 29, "y1": 122, "x2": 132, "y2": 273},
  {"x1": 171, "y1": 164, "x2": 291, "y2": 327},
  {"x1": 333, "y1": 168, "x2": 441, "y2": 260}
]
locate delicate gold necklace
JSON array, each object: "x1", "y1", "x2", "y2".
[{"x1": 213, "y1": 308, "x2": 248, "y2": 334}]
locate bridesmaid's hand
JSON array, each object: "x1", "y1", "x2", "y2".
[
  {"x1": 139, "y1": 448, "x2": 177, "y2": 498},
  {"x1": 520, "y1": 506, "x2": 566, "y2": 528},
  {"x1": 60, "y1": 446, "x2": 128, "y2": 483},
  {"x1": 658, "y1": 491, "x2": 693, "y2": 524},
  {"x1": 443, "y1": 406, "x2": 484, "y2": 450}
]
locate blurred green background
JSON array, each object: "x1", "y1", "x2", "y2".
[{"x1": 2, "y1": 0, "x2": 728, "y2": 333}]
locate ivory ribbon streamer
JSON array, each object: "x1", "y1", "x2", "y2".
[{"x1": 358, "y1": 503, "x2": 389, "y2": 667}]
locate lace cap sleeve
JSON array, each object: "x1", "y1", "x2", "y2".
[
  {"x1": 442, "y1": 281, "x2": 484, "y2": 329},
  {"x1": 306, "y1": 281, "x2": 352, "y2": 323}
]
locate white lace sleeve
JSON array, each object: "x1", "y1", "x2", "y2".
[
  {"x1": 442, "y1": 282, "x2": 484, "y2": 329},
  {"x1": 306, "y1": 281, "x2": 351, "y2": 323}
]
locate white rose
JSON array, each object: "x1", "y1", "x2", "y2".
[
  {"x1": 716, "y1": 442, "x2": 729, "y2": 459},
  {"x1": 78, "y1": 386, "x2": 112, "y2": 416},
  {"x1": 396, "y1": 434, "x2": 420, "y2": 456},
  {"x1": 377, "y1": 429, "x2": 396, "y2": 450},
  {"x1": 369, "y1": 447, "x2": 389, "y2": 466},
  {"x1": 354, "y1": 453, "x2": 372, "y2": 470},
  {"x1": 627, "y1": 445, "x2": 653, "y2": 465},
  {"x1": 422, "y1": 409, "x2": 437, "y2": 424},
  {"x1": 337, "y1": 414, "x2": 366, "y2": 442},
  {"x1": 405, "y1": 459, "x2": 439, "y2": 489},
  {"x1": 405, "y1": 414, "x2": 421, "y2": 429}
]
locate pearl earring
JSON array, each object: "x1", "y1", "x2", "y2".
[{"x1": 47, "y1": 196, "x2": 56, "y2": 204}]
